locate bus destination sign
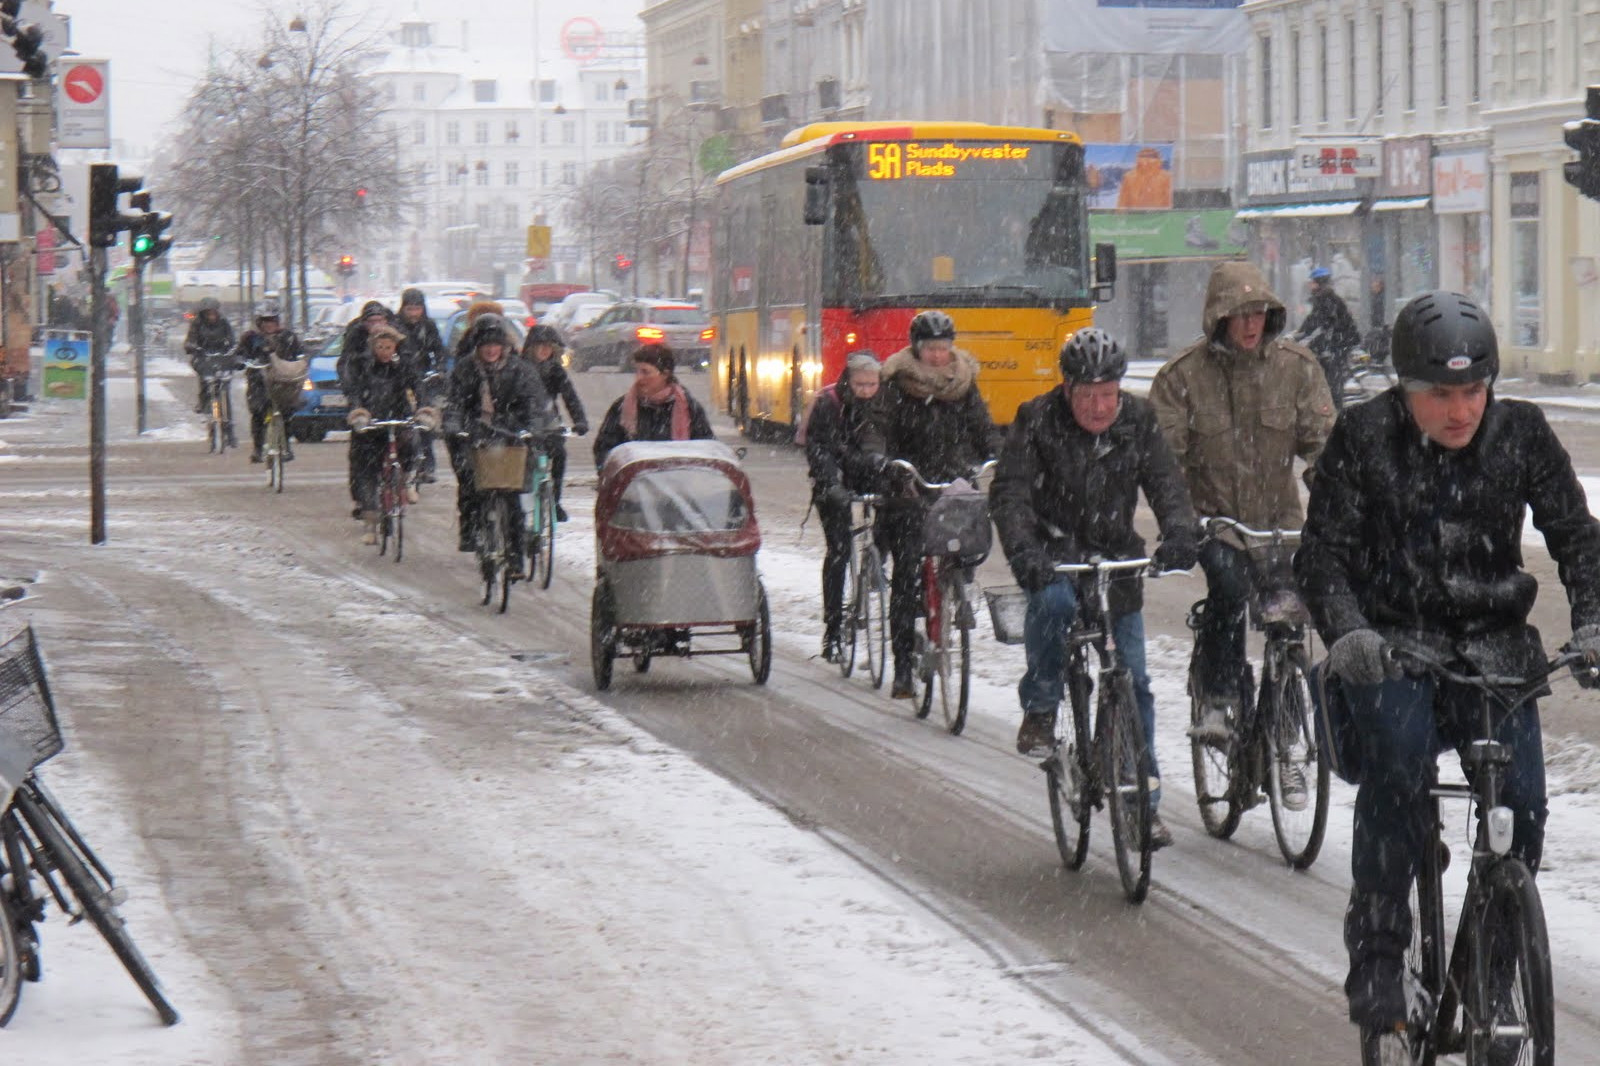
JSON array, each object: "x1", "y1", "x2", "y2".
[{"x1": 861, "y1": 141, "x2": 1043, "y2": 181}]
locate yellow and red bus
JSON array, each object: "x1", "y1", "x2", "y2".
[{"x1": 709, "y1": 120, "x2": 1114, "y2": 435}]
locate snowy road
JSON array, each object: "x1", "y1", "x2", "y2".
[{"x1": 4, "y1": 361, "x2": 1600, "y2": 1063}]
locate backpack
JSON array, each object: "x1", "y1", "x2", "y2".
[{"x1": 794, "y1": 384, "x2": 840, "y2": 447}]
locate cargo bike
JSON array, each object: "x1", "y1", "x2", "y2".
[{"x1": 589, "y1": 441, "x2": 771, "y2": 689}]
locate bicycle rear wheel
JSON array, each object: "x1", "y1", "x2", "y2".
[
  {"x1": 862, "y1": 546, "x2": 887, "y2": 690},
  {"x1": 1189, "y1": 656, "x2": 1243, "y2": 839},
  {"x1": 1468, "y1": 859, "x2": 1554, "y2": 1066},
  {"x1": 13, "y1": 787, "x2": 179, "y2": 1026},
  {"x1": 493, "y1": 499, "x2": 513, "y2": 613},
  {"x1": 0, "y1": 888, "x2": 18, "y2": 1027},
  {"x1": 208, "y1": 394, "x2": 225, "y2": 455},
  {"x1": 534, "y1": 482, "x2": 556, "y2": 589},
  {"x1": 266, "y1": 415, "x2": 285, "y2": 493},
  {"x1": 840, "y1": 542, "x2": 860, "y2": 679},
  {"x1": 1103, "y1": 670, "x2": 1152, "y2": 904},
  {"x1": 1266, "y1": 656, "x2": 1330, "y2": 869},
  {"x1": 479, "y1": 502, "x2": 502, "y2": 607},
  {"x1": 1047, "y1": 659, "x2": 1094, "y2": 871},
  {"x1": 1403, "y1": 814, "x2": 1448, "y2": 1066}
]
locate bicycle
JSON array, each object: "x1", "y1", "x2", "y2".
[
  {"x1": 1036, "y1": 557, "x2": 1164, "y2": 903},
  {"x1": 459, "y1": 428, "x2": 533, "y2": 613},
  {"x1": 356, "y1": 418, "x2": 421, "y2": 562},
  {"x1": 243, "y1": 360, "x2": 296, "y2": 494},
  {"x1": 522, "y1": 428, "x2": 570, "y2": 592},
  {"x1": 1370, "y1": 643, "x2": 1573, "y2": 1066},
  {"x1": 1338, "y1": 347, "x2": 1398, "y2": 408},
  {"x1": 196, "y1": 354, "x2": 238, "y2": 456},
  {"x1": 838, "y1": 492, "x2": 888, "y2": 688},
  {"x1": 887, "y1": 458, "x2": 996, "y2": 735},
  {"x1": 1187, "y1": 517, "x2": 1330, "y2": 869},
  {"x1": 0, "y1": 625, "x2": 179, "y2": 1027}
]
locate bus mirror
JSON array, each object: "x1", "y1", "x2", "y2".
[
  {"x1": 1093, "y1": 242, "x2": 1117, "y2": 302},
  {"x1": 803, "y1": 167, "x2": 829, "y2": 225}
]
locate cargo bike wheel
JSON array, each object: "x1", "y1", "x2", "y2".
[
  {"x1": 591, "y1": 582, "x2": 617, "y2": 691},
  {"x1": 744, "y1": 584, "x2": 771, "y2": 685}
]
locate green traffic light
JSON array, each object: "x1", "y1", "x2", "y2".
[{"x1": 131, "y1": 233, "x2": 155, "y2": 255}]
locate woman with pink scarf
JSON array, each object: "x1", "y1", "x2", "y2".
[{"x1": 592, "y1": 345, "x2": 714, "y2": 466}]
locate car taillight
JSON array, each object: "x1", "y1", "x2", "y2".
[
  {"x1": 699, "y1": 327, "x2": 715, "y2": 341},
  {"x1": 525, "y1": 316, "x2": 536, "y2": 328},
  {"x1": 637, "y1": 326, "x2": 665, "y2": 341}
]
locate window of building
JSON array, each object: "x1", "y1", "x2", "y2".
[
  {"x1": 474, "y1": 121, "x2": 489, "y2": 145},
  {"x1": 1319, "y1": 24, "x2": 1329, "y2": 122},
  {"x1": 505, "y1": 161, "x2": 519, "y2": 186},
  {"x1": 614, "y1": 82, "x2": 627, "y2": 101},
  {"x1": 594, "y1": 81, "x2": 607, "y2": 102},
  {"x1": 1291, "y1": 30, "x2": 1302, "y2": 127},
  {"x1": 446, "y1": 121, "x2": 460, "y2": 146},
  {"x1": 536, "y1": 79, "x2": 556, "y2": 103},
  {"x1": 473, "y1": 80, "x2": 497, "y2": 103},
  {"x1": 1404, "y1": 6, "x2": 1415, "y2": 110},
  {"x1": 1470, "y1": 0, "x2": 1481, "y2": 101},
  {"x1": 446, "y1": 204, "x2": 461, "y2": 227},
  {"x1": 1259, "y1": 35, "x2": 1273, "y2": 129},
  {"x1": 505, "y1": 120, "x2": 520, "y2": 143},
  {"x1": 1347, "y1": 18, "x2": 1358, "y2": 119},
  {"x1": 615, "y1": 121, "x2": 627, "y2": 142},
  {"x1": 562, "y1": 120, "x2": 576, "y2": 144},
  {"x1": 412, "y1": 121, "x2": 426, "y2": 146},
  {"x1": 1438, "y1": 2, "x2": 1449, "y2": 107},
  {"x1": 540, "y1": 121, "x2": 549, "y2": 145},
  {"x1": 402, "y1": 22, "x2": 431, "y2": 48},
  {"x1": 447, "y1": 165, "x2": 463, "y2": 187},
  {"x1": 1375, "y1": 14, "x2": 1385, "y2": 116},
  {"x1": 562, "y1": 162, "x2": 577, "y2": 185},
  {"x1": 474, "y1": 163, "x2": 489, "y2": 187},
  {"x1": 1510, "y1": 172, "x2": 1541, "y2": 346},
  {"x1": 596, "y1": 122, "x2": 609, "y2": 145},
  {"x1": 503, "y1": 203, "x2": 518, "y2": 229},
  {"x1": 414, "y1": 82, "x2": 427, "y2": 102},
  {"x1": 476, "y1": 204, "x2": 491, "y2": 229}
]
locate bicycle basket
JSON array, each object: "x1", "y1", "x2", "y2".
[
  {"x1": 0, "y1": 627, "x2": 63, "y2": 771},
  {"x1": 983, "y1": 585, "x2": 1029, "y2": 645},
  {"x1": 265, "y1": 350, "x2": 309, "y2": 387},
  {"x1": 923, "y1": 490, "x2": 992, "y2": 568},
  {"x1": 473, "y1": 443, "x2": 527, "y2": 491}
]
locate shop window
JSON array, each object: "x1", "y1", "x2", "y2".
[{"x1": 1510, "y1": 172, "x2": 1541, "y2": 347}]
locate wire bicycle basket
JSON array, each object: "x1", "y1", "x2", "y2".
[{"x1": 0, "y1": 626, "x2": 62, "y2": 771}]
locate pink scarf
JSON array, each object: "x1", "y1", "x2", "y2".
[{"x1": 621, "y1": 381, "x2": 691, "y2": 441}]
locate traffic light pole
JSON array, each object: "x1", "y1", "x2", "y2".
[
  {"x1": 88, "y1": 244, "x2": 107, "y2": 545},
  {"x1": 132, "y1": 257, "x2": 146, "y2": 435}
]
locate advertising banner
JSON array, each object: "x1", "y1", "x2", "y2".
[
  {"x1": 1090, "y1": 209, "x2": 1246, "y2": 259},
  {"x1": 41, "y1": 329, "x2": 89, "y2": 399},
  {"x1": 1433, "y1": 149, "x2": 1489, "y2": 214},
  {"x1": 1044, "y1": 0, "x2": 1246, "y2": 55},
  {"x1": 1085, "y1": 144, "x2": 1176, "y2": 209},
  {"x1": 1292, "y1": 140, "x2": 1383, "y2": 182}
]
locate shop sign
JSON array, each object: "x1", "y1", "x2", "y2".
[
  {"x1": 1089, "y1": 209, "x2": 1246, "y2": 259},
  {"x1": 1432, "y1": 149, "x2": 1489, "y2": 214},
  {"x1": 1381, "y1": 137, "x2": 1432, "y2": 197},
  {"x1": 1292, "y1": 140, "x2": 1382, "y2": 182},
  {"x1": 1244, "y1": 149, "x2": 1360, "y2": 204}
]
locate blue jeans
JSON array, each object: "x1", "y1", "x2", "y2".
[
  {"x1": 1341, "y1": 673, "x2": 1547, "y2": 1022},
  {"x1": 1020, "y1": 578, "x2": 1161, "y2": 807}
]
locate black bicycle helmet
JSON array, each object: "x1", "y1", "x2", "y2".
[
  {"x1": 1058, "y1": 327, "x2": 1126, "y2": 384},
  {"x1": 526, "y1": 323, "x2": 564, "y2": 350},
  {"x1": 466, "y1": 312, "x2": 511, "y2": 351},
  {"x1": 908, "y1": 309, "x2": 956, "y2": 352},
  {"x1": 1390, "y1": 290, "x2": 1498, "y2": 386},
  {"x1": 198, "y1": 297, "x2": 220, "y2": 313}
]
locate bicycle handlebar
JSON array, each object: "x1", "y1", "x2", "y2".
[
  {"x1": 1201, "y1": 516, "x2": 1302, "y2": 542},
  {"x1": 1053, "y1": 557, "x2": 1151, "y2": 575},
  {"x1": 1384, "y1": 644, "x2": 1583, "y2": 692},
  {"x1": 886, "y1": 457, "x2": 998, "y2": 492},
  {"x1": 356, "y1": 419, "x2": 418, "y2": 431}
]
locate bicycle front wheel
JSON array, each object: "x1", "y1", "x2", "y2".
[
  {"x1": 1047, "y1": 660, "x2": 1095, "y2": 871},
  {"x1": 535, "y1": 482, "x2": 556, "y2": 590},
  {"x1": 1103, "y1": 671, "x2": 1153, "y2": 904},
  {"x1": 1468, "y1": 859, "x2": 1555, "y2": 1066},
  {"x1": 938, "y1": 570, "x2": 971, "y2": 735},
  {"x1": 267, "y1": 416, "x2": 285, "y2": 493},
  {"x1": 840, "y1": 541, "x2": 860, "y2": 679},
  {"x1": 1189, "y1": 656, "x2": 1243, "y2": 839},
  {"x1": 0, "y1": 887, "x2": 19, "y2": 1027},
  {"x1": 13, "y1": 788, "x2": 179, "y2": 1025},
  {"x1": 1404, "y1": 814, "x2": 1448, "y2": 1066},
  {"x1": 208, "y1": 394, "x2": 225, "y2": 454},
  {"x1": 862, "y1": 546, "x2": 887, "y2": 690},
  {"x1": 1266, "y1": 656, "x2": 1330, "y2": 869}
]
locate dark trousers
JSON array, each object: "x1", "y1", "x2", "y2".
[
  {"x1": 448, "y1": 437, "x2": 524, "y2": 560},
  {"x1": 1341, "y1": 673, "x2": 1546, "y2": 1021},
  {"x1": 545, "y1": 435, "x2": 569, "y2": 506},
  {"x1": 815, "y1": 491, "x2": 852, "y2": 638},
  {"x1": 1195, "y1": 539, "x2": 1251, "y2": 699},
  {"x1": 245, "y1": 375, "x2": 269, "y2": 452},
  {"x1": 350, "y1": 429, "x2": 417, "y2": 513},
  {"x1": 1318, "y1": 348, "x2": 1352, "y2": 410},
  {"x1": 881, "y1": 500, "x2": 929, "y2": 670}
]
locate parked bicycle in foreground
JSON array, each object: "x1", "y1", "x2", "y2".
[
  {"x1": 838, "y1": 492, "x2": 887, "y2": 688},
  {"x1": 1188, "y1": 516, "x2": 1330, "y2": 869},
  {"x1": 0, "y1": 625, "x2": 179, "y2": 1027},
  {"x1": 1361, "y1": 644, "x2": 1573, "y2": 1066},
  {"x1": 886, "y1": 458, "x2": 996, "y2": 735}
]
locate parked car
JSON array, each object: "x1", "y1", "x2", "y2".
[
  {"x1": 288, "y1": 334, "x2": 349, "y2": 443},
  {"x1": 542, "y1": 290, "x2": 618, "y2": 340},
  {"x1": 303, "y1": 301, "x2": 354, "y2": 350},
  {"x1": 566, "y1": 300, "x2": 714, "y2": 372}
]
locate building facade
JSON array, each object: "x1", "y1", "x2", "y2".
[{"x1": 365, "y1": 19, "x2": 644, "y2": 290}]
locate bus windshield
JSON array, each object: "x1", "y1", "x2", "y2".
[{"x1": 825, "y1": 140, "x2": 1090, "y2": 308}]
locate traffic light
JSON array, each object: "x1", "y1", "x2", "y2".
[
  {"x1": 354, "y1": 187, "x2": 368, "y2": 209},
  {"x1": 128, "y1": 190, "x2": 173, "y2": 263},
  {"x1": 611, "y1": 253, "x2": 632, "y2": 280},
  {"x1": 88, "y1": 164, "x2": 146, "y2": 248},
  {"x1": 336, "y1": 255, "x2": 356, "y2": 277},
  {"x1": 1565, "y1": 87, "x2": 1600, "y2": 202},
  {"x1": 0, "y1": 3, "x2": 48, "y2": 79}
]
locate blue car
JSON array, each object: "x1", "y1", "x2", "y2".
[{"x1": 289, "y1": 335, "x2": 349, "y2": 443}]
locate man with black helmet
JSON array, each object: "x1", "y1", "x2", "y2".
[
  {"x1": 521, "y1": 323, "x2": 588, "y2": 521},
  {"x1": 1150, "y1": 261, "x2": 1336, "y2": 742},
  {"x1": 396, "y1": 288, "x2": 446, "y2": 482},
  {"x1": 992, "y1": 327, "x2": 1197, "y2": 847},
  {"x1": 861, "y1": 310, "x2": 997, "y2": 699},
  {"x1": 445, "y1": 313, "x2": 552, "y2": 566},
  {"x1": 1296, "y1": 290, "x2": 1600, "y2": 1064},
  {"x1": 236, "y1": 301, "x2": 303, "y2": 463}
]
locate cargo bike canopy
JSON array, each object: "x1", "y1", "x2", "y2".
[{"x1": 596, "y1": 441, "x2": 762, "y2": 562}]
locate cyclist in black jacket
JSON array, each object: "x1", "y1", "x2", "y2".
[
  {"x1": 184, "y1": 297, "x2": 235, "y2": 415},
  {"x1": 345, "y1": 325, "x2": 425, "y2": 545},
  {"x1": 521, "y1": 324, "x2": 589, "y2": 521},
  {"x1": 396, "y1": 288, "x2": 446, "y2": 482}
]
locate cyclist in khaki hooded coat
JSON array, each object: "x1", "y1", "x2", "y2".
[{"x1": 1149, "y1": 261, "x2": 1336, "y2": 737}]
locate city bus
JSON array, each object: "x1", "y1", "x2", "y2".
[{"x1": 709, "y1": 120, "x2": 1114, "y2": 436}]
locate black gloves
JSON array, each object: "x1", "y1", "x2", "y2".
[
  {"x1": 1326, "y1": 629, "x2": 1402, "y2": 686},
  {"x1": 572, "y1": 421, "x2": 590, "y2": 437},
  {"x1": 1151, "y1": 538, "x2": 1198, "y2": 573},
  {"x1": 1570, "y1": 624, "x2": 1600, "y2": 688},
  {"x1": 818, "y1": 482, "x2": 852, "y2": 511},
  {"x1": 1012, "y1": 550, "x2": 1058, "y2": 594}
]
